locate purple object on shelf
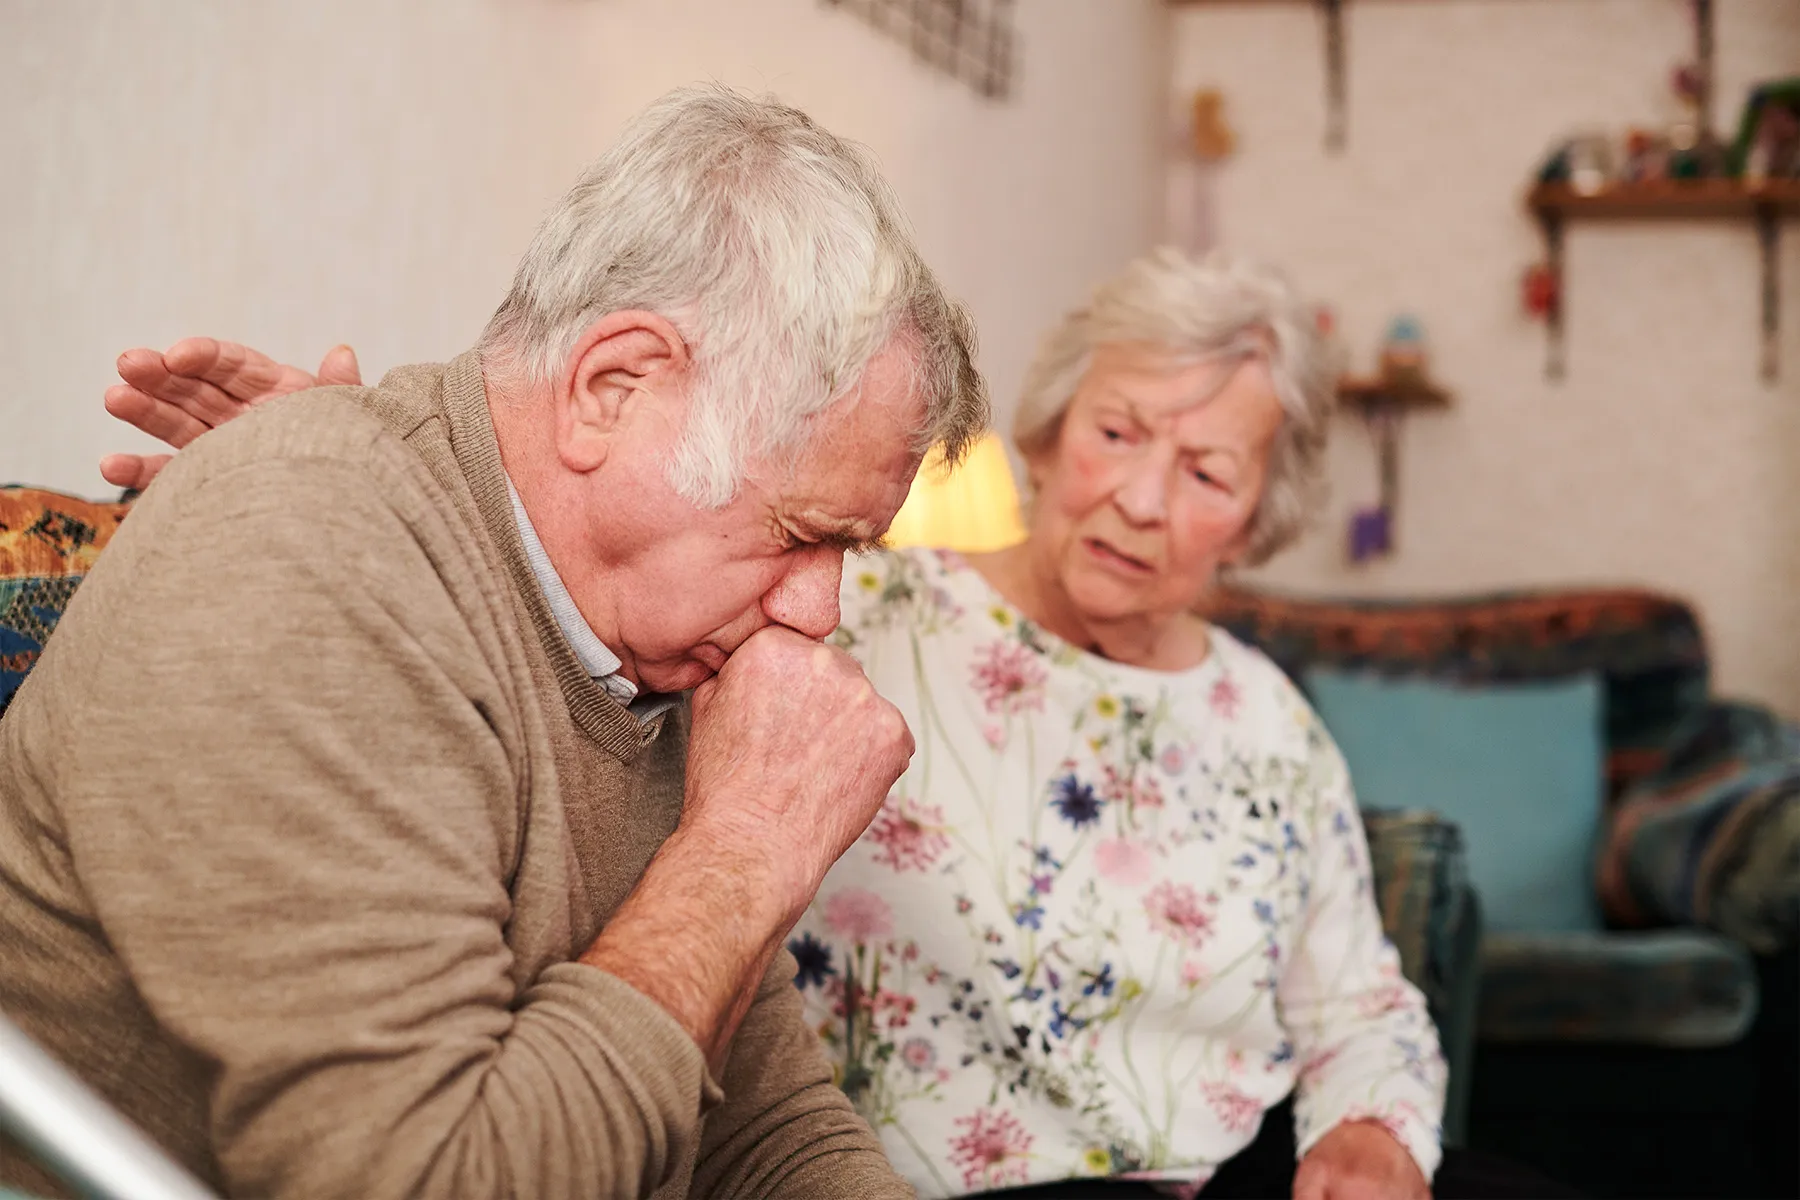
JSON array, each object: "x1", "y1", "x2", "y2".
[{"x1": 1350, "y1": 507, "x2": 1392, "y2": 562}]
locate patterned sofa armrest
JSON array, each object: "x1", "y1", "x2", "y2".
[
  {"x1": 1362, "y1": 808, "x2": 1481, "y2": 1146},
  {"x1": 1600, "y1": 699, "x2": 1800, "y2": 954},
  {"x1": 0, "y1": 487, "x2": 132, "y2": 718}
]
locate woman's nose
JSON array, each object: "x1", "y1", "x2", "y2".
[
  {"x1": 1113, "y1": 459, "x2": 1169, "y2": 526},
  {"x1": 764, "y1": 546, "x2": 845, "y2": 640}
]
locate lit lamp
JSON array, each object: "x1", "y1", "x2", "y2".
[{"x1": 884, "y1": 432, "x2": 1027, "y2": 552}]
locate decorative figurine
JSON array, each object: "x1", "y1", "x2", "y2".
[
  {"x1": 1190, "y1": 88, "x2": 1236, "y2": 162},
  {"x1": 1377, "y1": 315, "x2": 1428, "y2": 382},
  {"x1": 1338, "y1": 316, "x2": 1451, "y2": 565},
  {"x1": 1522, "y1": 264, "x2": 1559, "y2": 321}
]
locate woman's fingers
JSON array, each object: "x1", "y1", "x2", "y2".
[
  {"x1": 98, "y1": 453, "x2": 173, "y2": 492},
  {"x1": 163, "y1": 338, "x2": 319, "y2": 402},
  {"x1": 115, "y1": 349, "x2": 253, "y2": 429},
  {"x1": 104, "y1": 383, "x2": 212, "y2": 448},
  {"x1": 316, "y1": 344, "x2": 363, "y2": 386}
]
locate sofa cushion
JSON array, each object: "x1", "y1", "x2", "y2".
[
  {"x1": 1209, "y1": 587, "x2": 1710, "y2": 803},
  {"x1": 1599, "y1": 701, "x2": 1800, "y2": 953},
  {"x1": 0, "y1": 487, "x2": 131, "y2": 717},
  {"x1": 1308, "y1": 668, "x2": 1606, "y2": 934},
  {"x1": 1477, "y1": 929, "x2": 1758, "y2": 1047}
]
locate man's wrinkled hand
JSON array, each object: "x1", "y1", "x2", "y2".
[
  {"x1": 682, "y1": 626, "x2": 914, "y2": 919},
  {"x1": 99, "y1": 339, "x2": 362, "y2": 490},
  {"x1": 1293, "y1": 1120, "x2": 1429, "y2": 1200}
]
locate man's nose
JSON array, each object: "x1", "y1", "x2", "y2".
[{"x1": 764, "y1": 546, "x2": 844, "y2": 640}]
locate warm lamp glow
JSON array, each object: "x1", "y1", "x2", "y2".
[{"x1": 885, "y1": 432, "x2": 1027, "y2": 553}]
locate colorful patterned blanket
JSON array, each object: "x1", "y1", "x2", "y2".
[{"x1": 0, "y1": 487, "x2": 131, "y2": 718}]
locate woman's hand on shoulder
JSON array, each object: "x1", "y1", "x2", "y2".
[
  {"x1": 100, "y1": 339, "x2": 362, "y2": 490},
  {"x1": 1293, "y1": 1119, "x2": 1429, "y2": 1200}
]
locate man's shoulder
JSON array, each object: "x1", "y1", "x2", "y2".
[{"x1": 147, "y1": 362, "x2": 455, "y2": 511}]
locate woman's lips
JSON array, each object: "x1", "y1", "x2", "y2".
[{"x1": 1084, "y1": 537, "x2": 1152, "y2": 574}]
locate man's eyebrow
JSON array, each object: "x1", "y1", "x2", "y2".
[{"x1": 796, "y1": 518, "x2": 890, "y2": 555}]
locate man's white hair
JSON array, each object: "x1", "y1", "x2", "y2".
[
  {"x1": 481, "y1": 85, "x2": 986, "y2": 506},
  {"x1": 1013, "y1": 248, "x2": 1335, "y2": 566}
]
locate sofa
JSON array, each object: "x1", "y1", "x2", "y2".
[{"x1": 1208, "y1": 583, "x2": 1800, "y2": 1199}]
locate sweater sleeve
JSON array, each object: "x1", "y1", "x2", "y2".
[
  {"x1": 50, "y1": 455, "x2": 712, "y2": 1199},
  {"x1": 1277, "y1": 719, "x2": 1447, "y2": 1181},
  {"x1": 688, "y1": 951, "x2": 914, "y2": 1199}
]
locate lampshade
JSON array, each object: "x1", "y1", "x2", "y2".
[{"x1": 884, "y1": 431, "x2": 1027, "y2": 553}]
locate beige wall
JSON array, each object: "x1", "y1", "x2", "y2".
[
  {"x1": 0, "y1": 0, "x2": 1162, "y2": 492},
  {"x1": 1170, "y1": 0, "x2": 1800, "y2": 717}
]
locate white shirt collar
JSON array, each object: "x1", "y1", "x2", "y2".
[{"x1": 504, "y1": 477, "x2": 640, "y2": 704}]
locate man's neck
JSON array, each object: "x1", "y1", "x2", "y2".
[{"x1": 486, "y1": 376, "x2": 635, "y2": 685}]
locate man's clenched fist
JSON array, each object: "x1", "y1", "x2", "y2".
[{"x1": 682, "y1": 626, "x2": 914, "y2": 921}]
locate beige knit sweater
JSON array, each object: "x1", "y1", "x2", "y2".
[{"x1": 0, "y1": 353, "x2": 908, "y2": 1199}]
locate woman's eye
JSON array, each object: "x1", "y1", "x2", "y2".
[{"x1": 1100, "y1": 427, "x2": 1126, "y2": 442}]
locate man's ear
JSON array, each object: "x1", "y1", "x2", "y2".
[{"x1": 557, "y1": 310, "x2": 690, "y2": 473}]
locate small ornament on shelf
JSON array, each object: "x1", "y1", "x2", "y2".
[
  {"x1": 1190, "y1": 88, "x2": 1236, "y2": 162},
  {"x1": 1337, "y1": 316, "x2": 1452, "y2": 566},
  {"x1": 1522, "y1": 263, "x2": 1559, "y2": 321}
]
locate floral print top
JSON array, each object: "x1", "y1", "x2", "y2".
[{"x1": 788, "y1": 548, "x2": 1445, "y2": 1198}]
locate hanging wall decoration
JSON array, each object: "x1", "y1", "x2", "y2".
[
  {"x1": 821, "y1": 0, "x2": 1018, "y2": 100},
  {"x1": 1336, "y1": 315, "x2": 1452, "y2": 565}
]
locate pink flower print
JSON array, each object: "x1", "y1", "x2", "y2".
[
  {"x1": 1203, "y1": 1082, "x2": 1264, "y2": 1134},
  {"x1": 1132, "y1": 773, "x2": 1165, "y2": 810},
  {"x1": 1094, "y1": 837, "x2": 1155, "y2": 887},
  {"x1": 1144, "y1": 881, "x2": 1216, "y2": 949},
  {"x1": 971, "y1": 640, "x2": 1048, "y2": 715},
  {"x1": 823, "y1": 888, "x2": 894, "y2": 944},
  {"x1": 982, "y1": 722, "x2": 1006, "y2": 750},
  {"x1": 874, "y1": 988, "x2": 917, "y2": 1029},
  {"x1": 1101, "y1": 764, "x2": 1166, "y2": 813},
  {"x1": 1358, "y1": 982, "x2": 1411, "y2": 1020},
  {"x1": 1210, "y1": 676, "x2": 1242, "y2": 719},
  {"x1": 948, "y1": 1107, "x2": 1034, "y2": 1190},
  {"x1": 1297, "y1": 1046, "x2": 1343, "y2": 1088},
  {"x1": 866, "y1": 796, "x2": 951, "y2": 873},
  {"x1": 1179, "y1": 958, "x2": 1210, "y2": 989},
  {"x1": 1159, "y1": 743, "x2": 1188, "y2": 776},
  {"x1": 901, "y1": 1037, "x2": 937, "y2": 1073}
]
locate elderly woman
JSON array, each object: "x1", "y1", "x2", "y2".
[
  {"x1": 787, "y1": 250, "x2": 1446, "y2": 1200},
  {"x1": 99, "y1": 252, "x2": 1561, "y2": 1200}
]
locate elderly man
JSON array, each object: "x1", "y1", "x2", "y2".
[{"x1": 0, "y1": 86, "x2": 985, "y2": 1198}]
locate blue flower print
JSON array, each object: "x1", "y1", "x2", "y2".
[
  {"x1": 1012, "y1": 903, "x2": 1046, "y2": 930},
  {"x1": 789, "y1": 932, "x2": 835, "y2": 989},
  {"x1": 1050, "y1": 774, "x2": 1104, "y2": 828},
  {"x1": 1049, "y1": 999, "x2": 1089, "y2": 1038}
]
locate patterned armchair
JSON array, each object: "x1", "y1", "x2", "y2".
[
  {"x1": 0, "y1": 487, "x2": 131, "y2": 720},
  {"x1": 1206, "y1": 583, "x2": 1798, "y2": 1199}
]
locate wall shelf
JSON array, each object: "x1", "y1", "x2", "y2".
[{"x1": 1529, "y1": 181, "x2": 1798, "y2": 382}]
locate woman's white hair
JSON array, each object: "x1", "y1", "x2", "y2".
[
  {"x1": 481, "y1": 85, "x2": 987, "y2": 507},
  {"x1": 1013, "y1": 248, "x2": 1334, "y2": 566}
]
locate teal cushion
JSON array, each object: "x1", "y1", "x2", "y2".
[{"x1": 1306, "y1": 669, "x2": 1606, "y2": 934}]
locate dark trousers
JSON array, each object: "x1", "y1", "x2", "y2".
[{"x1": 977, "y1": 1100, "x2": 1581, "y2": 1200}]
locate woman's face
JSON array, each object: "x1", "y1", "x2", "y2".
[{"x1": 1026, "y1": 342, "x2": 1286, "y2": 630}]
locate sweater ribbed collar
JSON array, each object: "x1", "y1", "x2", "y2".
[{"x1": 438, "y1": 351, "x2": 665, "y2": 763}]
